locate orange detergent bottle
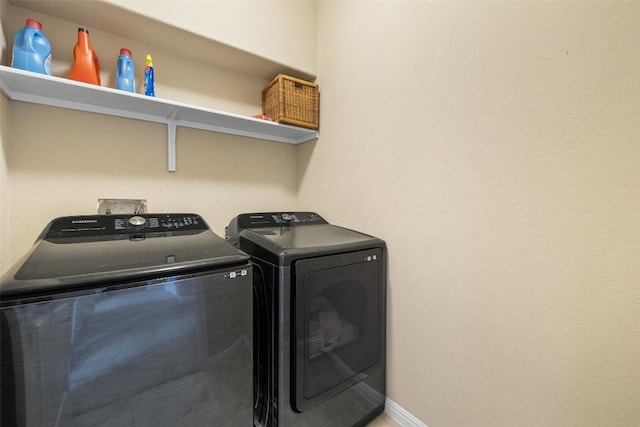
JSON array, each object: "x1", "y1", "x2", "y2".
[{"x1": 69, "y1": 27, "x2": 101, "y2": 85}]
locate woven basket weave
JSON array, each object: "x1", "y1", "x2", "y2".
[{"x1": 262, "y1": 74, "x2": 319, "y2": 130}]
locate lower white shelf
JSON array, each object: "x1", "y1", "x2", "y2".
[{"x1": 0, "y1": 65, "x2": 318, "y2": 171}]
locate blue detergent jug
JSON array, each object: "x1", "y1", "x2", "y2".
[
  {"x1": 11, "y1": 19, "x2": 52, "y2": 75},
  {"x1": 116, "y1": 48, "x2": 135, "y2": 92}
]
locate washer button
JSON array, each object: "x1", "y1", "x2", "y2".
[{"x1": 128, "y1": 216, "x2": 147, "y2": 227}]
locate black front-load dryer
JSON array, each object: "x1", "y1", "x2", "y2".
[{"x1": 226, "y1": 212, "x2": 386, "y2": 427}]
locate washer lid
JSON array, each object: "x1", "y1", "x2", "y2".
[{"x1": 1, "y1": 214, "x2": 250, "y2": 298}]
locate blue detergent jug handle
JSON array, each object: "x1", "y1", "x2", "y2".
[{"x1": 23, "y1": 19, "x2": 43, "y2": 49}]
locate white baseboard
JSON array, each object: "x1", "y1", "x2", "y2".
[{"x1": 384, "y1": 398, "x2": 428, "y2": 427}]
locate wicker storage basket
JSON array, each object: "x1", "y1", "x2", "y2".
[{"x1": 262, "y1": 74, "x2": 319, "y2": 130}]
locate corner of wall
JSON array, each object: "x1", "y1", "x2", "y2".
[
  {"x1": 0, "y1": 93, "x2": 10, "y2": 274},
  {"x1": 0, "y1": 0, "x2": 12, "y2": 66}
]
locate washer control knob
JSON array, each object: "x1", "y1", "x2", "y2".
[
  {"x1": 281, "y1": 213, "x2": 292, "y2": 222},
  {"x1": 128, "y1": 216, "x2": 147, "y2": 227}
]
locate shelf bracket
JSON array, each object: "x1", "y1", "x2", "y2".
[{"x1": 167, "y1": 109, "x2": 179, "y2": 172}]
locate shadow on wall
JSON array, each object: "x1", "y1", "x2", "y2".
[
  {"x1": 176, "y1": 125, "x2": 299, "y2": 186},
  {"x1": 1, "y1": 99, "x2": 9, "y2": 174},
  {"x1": 6, "y1": 102, "x2": 299, "y2": 189},
  {"x1": 295, "y1": 138, "x2": 317, "y2": 193}
]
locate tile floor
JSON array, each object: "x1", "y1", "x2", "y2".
[{"x1": 367, "y1": 412, "x2": 401, "y2": 426}]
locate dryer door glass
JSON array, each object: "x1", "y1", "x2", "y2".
[{"x1": 292, "y1": 248, "x2": 383, "y2": 413}]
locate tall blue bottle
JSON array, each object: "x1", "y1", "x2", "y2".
[
  {"x1": 11, "y1": 18, "x2": 52, "y2": 75},
  {"x1": 115, "y1": 48, "x2": 135, "y2": 92},
  {"x1": 144, "y1": 54, "x2": 154, "y2": 97}
]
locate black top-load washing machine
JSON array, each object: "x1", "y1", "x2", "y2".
[
  {"x1": 226, "y1": 212, "x2": 387, "y2": 427},
  {"x1": 1, "y1": 213, "x2": 253, "y2": 427}
]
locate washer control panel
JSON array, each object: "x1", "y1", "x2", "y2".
[
  {"x1": 236, "y1": 212, "x2": 327, "y2": 229},
  {"x1": 46, "y1": 214, "x2": 207, "y2": 239}
]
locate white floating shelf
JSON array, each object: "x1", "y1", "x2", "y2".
[{"x1": 0, "y1": 66, "x2": 318, "y2": 171}]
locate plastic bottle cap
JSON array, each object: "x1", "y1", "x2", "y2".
[
  {"x1": 120, "y1": 48, "x2": 132, "y2": 57},
  {"x1": 26, "y1": 19, "x2": 42, "y2": 31},
  {"x1": 145, "y1": 54, "x2": 153, "y2": 66},
  {"x1": 78, "y1": 27, "x2": 89, "y2": 33}
]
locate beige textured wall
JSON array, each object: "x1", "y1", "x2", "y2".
[
  {"x1": 100, "y1": 0, "x2": 318, "y2": 76},
  {"x1": 303, "y1": 1, "x2": 640, "y2": 426}
]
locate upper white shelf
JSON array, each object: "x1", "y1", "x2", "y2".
[
  {"x1": 0, "y1": 66, "x2": 318, "y2": 171},
  {"x1": 8, "y1": 0, "x2": 316, "y2": 82}
]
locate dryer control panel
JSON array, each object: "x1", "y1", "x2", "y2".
[
  {"x1": 235, "y1": 212, "x2": 327, "y2": 230},
  {"x1": 226, "y1": 212, "x2": 328, "y2": 246}
]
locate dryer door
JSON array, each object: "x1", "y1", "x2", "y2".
[{"x1": 292, "y1": 248, "x2": 383, "y2": 413}]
